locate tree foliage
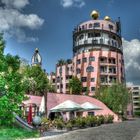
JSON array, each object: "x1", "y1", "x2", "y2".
[
  {"x1": 23, "y1": 65, "x2": 49, "y2": 96},
  {"x1": 69, "y1": 76, "x2": 82, "y2": 94},
  {"x1": 0, "y1": 35, "x2": 25, "y2": 126},
  {"x1": 95, "y1": 83, "x2": 130, "y2": 115}
]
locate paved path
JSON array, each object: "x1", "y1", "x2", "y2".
[{"x1": 26, "y1": 118, "x2": 140, "y2": 140}]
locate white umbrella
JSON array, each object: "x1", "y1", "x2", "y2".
[
  {"x1": 50, "y1": 100, "x2": 83, "y2": 112},
  {"x1": 80, "y1": 102, "x2": 102, "y2": 111}
]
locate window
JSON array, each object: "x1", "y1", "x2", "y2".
[
  {"x1": 133, "y1": 87, "x2": 139, "y2": 90},
  {"x1": 81, "y1": 77, "x2": 87, "y2": 82},
  {"x1": 89, "y1": 56, "x2": 95, "y2": 62},
  {"x1": 82, "y1": 25, "x2": 85, "y2": 30},
  {"x1": 76, "y1": 68, "x2": 81, "y2": 74},
  {"x1": 108, "y1": 40, "x2": 110, "y2": 45},
  {"x1": 60, "y1": 84, "x2": 63, "y2": 88},
  {"x1": 92, "y1": 39, "x2": 98, "y2": 44},
  {"x1": 91, "y1": 87, "x2": 95, "y2": 91},
  {"x1": 84, "y1": 40, "x2": 88, "y2": 44},
  {"x1": 89, "y1": 24, "x2": 92, "y2": 28},
  {"x1": 100, "y1": 39, "x2": 103, "y2": 44},
  {"x1": 93, "y1": 22, "x2": 100, "y2": 27},
  {"x1": 109, "y1": 24, "x2": 114, "y2": 30},
  {"x1": 133, "y1": 92, "x2": 139, "y2": 95},
  {"x1": 67, "y1": 67, "x2": 69, "y2": 71},
  {"x1": 82, "y1": 57, "x2": 87, "y2": 63},
  {"x1": 88, "y1": 112, "x2": 95, "y2": 116},
  {"x1": 66, "y1": 84, "x2": 69, "y2": 89},
  {"x1": 88, "y1": 33, "x2": 94, "y2": 38},
  {"x1": 57, "y1": 77, "x2": 60, "y2": 82},
  {"x1": 112, "y1": 40, "x2": 114, "y2": 46},
  {"x1": 79, "y1": 34, "x2": 84, "y2": 40},
  {"x1": 86, "y1": 66, "x2": 94, "y2": 72},
  {"x1": 91, "y1": 78, "x2": 95, "y2": 82},
  {"x1": 57, "y1": 85, "x2": 59, "y2": 89},
  {"x1": 77, "y1": 59, "x2": 81, "y2": 64},
  {"x1": 108, "y1": 58, "x2": 116, "y2": 64},
  {"x1": 52, "y1": 79, "x2": 55, "y2": 83},
  {"x1": 95, "y1": 33, "x2": 100, "y2": 37},
  {"x1": 82, "y1": 87, "x2": 87, "y2": 92}
]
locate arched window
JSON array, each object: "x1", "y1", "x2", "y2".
[{"x1": 86, "y1": 66, "x2": 94, "y2": 72}]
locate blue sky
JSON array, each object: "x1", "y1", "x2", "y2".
[{"x1": 1, "y1": 0, "x2": 140, "y2": 84}]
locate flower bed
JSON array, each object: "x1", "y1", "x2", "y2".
[{"x1": 40, "y1": 115, "x2": 114, "y2": 132}]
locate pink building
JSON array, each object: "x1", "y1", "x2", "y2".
[
  {"x1": 53, "y1": 11, "x2": 125, "y2": 95},
  {"x1": 23, "y1": 93, "x2": 119, "y2": 122}
]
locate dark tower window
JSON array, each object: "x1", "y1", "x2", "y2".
[
  {"x1": 93, "y1": 22, "x2": 100, "y2": 27},
  {"x1": 109, "y1": 24, "x2": 114, "y2": 30},
  {"x1": 88, "y1": 33, "x2": 94, "y2": 38},
  {"x1": 92, "y1": 40, "x2": 98, "y2": 44},
  {"x1": 95, "y1": 33, "x2": 100, "y2": 37},
  {"x1": 89, "y1": 24, "x2": 92, "y2": 28},
  {"x1": 79, "y1": 34, "x2": 84, "y2": 40},
  {"x1": 86, "y1": 66, "x2": 94, "y2": 72}
]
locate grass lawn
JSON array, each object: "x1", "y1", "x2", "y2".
[{"x1": 0, "y1": 127, "x2": 39, "y2": 140}]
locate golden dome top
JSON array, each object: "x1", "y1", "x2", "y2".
[
  {"x1": 104, "y1": 16, "x2": 111, "y2": 21},
  {"x1": 90, "y1": 10, "x2": 99, "y2": 20}
]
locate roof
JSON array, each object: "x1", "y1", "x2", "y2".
[{"x1": 23, "y1": 95, "x2": 42, "y2": 106}]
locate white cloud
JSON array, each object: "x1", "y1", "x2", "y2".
[
  {"x1": 1, "y1": 0, "x2": 29, "y2": 9},
  {"x1": 123, "y1": 38, "x2": 140, "y2": 84},
  {"x1": 61, "y1": 0, "x2": 85, "y2": 8},
  {"x1": 0, "y1": 0, "x2": 44, "y2": 42}
]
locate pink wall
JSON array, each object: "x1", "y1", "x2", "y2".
[{"x1": 47, "y1": 93, "x2": 119, "y2": 122}]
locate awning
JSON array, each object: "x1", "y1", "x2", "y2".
[
  {"x1": 80, "y1": 102, "x2": 102, "y2": 111},
  {"x1": 50, "y1": 100, "x2": 83, "y2": 112}
]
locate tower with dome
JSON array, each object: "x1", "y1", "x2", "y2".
[
  {"x1": 52, "y1": 10, "x2": 125, "y2": 95},
  {"x1": 31, "y1": 48, "x2": 42, "y2": 66}
]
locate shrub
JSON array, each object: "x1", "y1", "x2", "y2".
[
  {"x1": 66, "y1": 122, "x2": 72, "y2": 131},
  {"x1": 107, "y1": 115, "x2": 114, "y2": 123},
  {"x1": 75, "y1": 117, "x2": 86, "y2": 128},
  {"x1": 54, "y1": 118, "x2": 64, "y2": 130},
  {"x1": 97, "y1": 115, "x2": 105, "y2": 124}
]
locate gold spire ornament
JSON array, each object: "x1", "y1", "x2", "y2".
[
  {"x1": 90, "y1": 10, "x2": 99, "y2": 20},
  {"x1": 104, "y1": 16, "x2": 111, "y2": 21}
]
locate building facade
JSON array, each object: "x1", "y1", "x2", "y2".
[
  {"x1": 129, "y1": 85, "x2": 140, "y2": 116},
  {"x1": 53, "y1": 10, "x2": 125, "y2": 95}
]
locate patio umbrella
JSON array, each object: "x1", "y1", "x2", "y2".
[
  {"x1": 27, "y1": 105, "x2": 32, "y2": 125},
  {"x1": 50, "y1": 100, "x2": 83, "y2": 112},
  {"x1": 80, "y1": 102, "x2": 102, "y2": 111}
]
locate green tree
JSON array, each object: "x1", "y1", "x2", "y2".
[
  {"x1": 69, "y1": 76, "x2": 82, "y2": 94},
  {"x1": 23, "y1": 66, "x2": 49, "y2": 96},
  {"x1": 0, "y1": 35, "x2": 25, "y2": 126},
  {"x1": 95, "y1": 83, "x2": 130, "y2": 116}
]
